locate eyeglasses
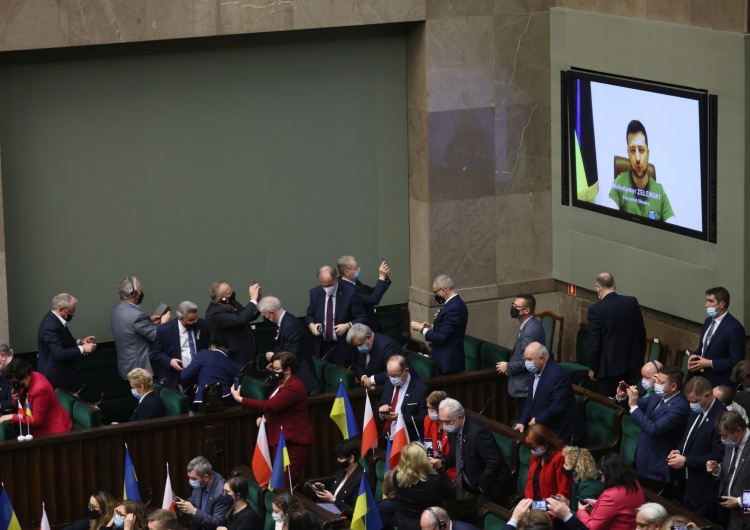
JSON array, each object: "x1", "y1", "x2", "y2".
[
  {"x1": 511, "y1": 304, "x2": 528, "y2": 310},
  {"x1": 432, "y1": 288, "x2": 444, "y2": 294},
  {"x1": 635, "y1": 523, "x2": 654, "y2": 529}
]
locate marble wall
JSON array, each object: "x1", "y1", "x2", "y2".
[{"x1": 0, "y1": 0, "x2": 746, "y2": 355}]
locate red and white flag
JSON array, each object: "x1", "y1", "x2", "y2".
[
  {"x1": 41, "y1": 503, "x2": 51, "y2": 530},
  {"x1": 361, "y1": 390, "x2": 378, "y2": 457},
  {"x1": 162, "y1": 463, "x2": 175, "y2": 511},
  {"x1": 389, "y1": 412, "x2": 410, "y2": 469},
  {"x1": 252, "y1": 420, "x2": 273, "y2": 486}
]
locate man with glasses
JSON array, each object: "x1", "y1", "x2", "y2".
[
  {"x1": 496, "y1": 294, "x2": 546, "y2": 418},
  {"x1": 587, "y1": 272, "x2": 646, "y2": 397},
  {"x1": 708, "y1": 411, "x2": 750, "y2": 530},
  {"x1": 409, "y1": 275, "x2": 468, "y2": 375},
  {"x1": 378, "y1": 354, "x2": 429, "y2": 441},
  {"x1": 635, "y1": 503, "x2": 668, "y2": 530}
]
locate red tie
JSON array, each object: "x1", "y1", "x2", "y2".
[
  {"x1": 384, "y1": 386, "x2": 400, "y2": 435},
  {"x1": 325, "y1": 294, "x2": 334, "y2": 342}
]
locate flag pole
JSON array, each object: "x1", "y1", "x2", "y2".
[
  {"x1": 24, "y1": 399, "x2": 33, "y2": 441},
  {"x1": 410, "y1": 416, "x2": 419, "y2": 439}
]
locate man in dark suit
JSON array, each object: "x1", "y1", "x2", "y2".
[
  {"x1": 37, "y1": 293, "x2": 97, "y2": 392},
  {"x1": 378, "y1": 354, "x2": 429, "y2": 441},
  {"x1": 175, "y1": 456, "x2": 229, "y2": 530},
  {"x1": 420, "y1": 507, "x2": 480, "y2": 530},
  {"x1": 337, "y1": 255, "x2": 391, "y2": 332},
  {"x1": 709, "y1": 411, "x2": 750, "y2": 530},
  {"x1": 257, "y1": 296, "x2": 317, "y2": 394},
  {"x1": 689, "y1": 286, "x2": 746, "y2": 388},
  {"x1": 666, "y1": 376, "x2": 726, "y2": 520},
  {"x1": 179, "y1": 332, "x2": 238, "y2": 408},
  {"x1": 439, "y1": 398, "x2": 510, "y2": 506},
  {"x1": 205, "y1": 281, "x2": 261, "y2": 371},
  {"x1": 587, "y1": 272, "x2": 646, "y2": 397},
  {"x1": 346, "y1": 323, "x2": 401, "y2": 389},
  {"x1": 150, "y1": 301, "x2": 211, "y2": 389},
  {"x1": 496, "y1": 294, "x2": 546, "y2": 418},
  {"x1": 616, "y1": 364, "x2": 690, "y2": 493},
  {"x1": 514, "y1": 342, "x2": 585, "y2": 445},
  {"x1": 306, "y1": 265, "x2": 366, "y2": 368},
  {"x1": 0, "y1": 341, "x2": 14, "y2": 414},
  {"x1": 410, "y1": 275, "x2": 468, "y2": 375}
]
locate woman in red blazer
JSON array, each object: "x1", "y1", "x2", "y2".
[
  {"x1": 547, "y1": 453, "x2": 645, "y2": 530},
  {"x1": 230, "y1": 351, "x2": 315, "y2": 480},
  {"x1": 0, "y1": 358, "x2": 72, "y2": 435},
  {"x1": 523, "y1": 424, "x2": 572, "y2": 501},
  {"x1": 422, "y1": 390, "x2": 455, "y2": 480}
]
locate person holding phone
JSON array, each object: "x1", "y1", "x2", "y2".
[
  {"x1": 422, "y1": 391, "x2": 454, "y2": 480},
  {"x1": 309, "y1": 438, "x2": 364, "y2": 518},
  {"x1": 708, "y1": 410, "x2": 750, "y2": 530},
  {"x1": 522, "y1": 424, "x2": 572, "y2": 502}
]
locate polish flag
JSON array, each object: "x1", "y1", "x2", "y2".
[
  {"x1": 41, "y1": 503, "x2": 51, "y2": 530},
  {"x1": 388, "y1": 413, "x2": 410, "y2": 469},
  {"x1": 361, "y1": 390, "x2": 378, "y2": 457},
  {"x1": 162, "y1": 463, "x2": 175, "y2": 511},
  {"x1": 252, "y1": 420, "x2": 273, "y2": 486}
]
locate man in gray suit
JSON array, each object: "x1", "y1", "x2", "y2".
[
  {"x1": 496, "y1": 294, "x2": 546, "y2": 418},
  {"x1": 111, "y1": 276, "x2": 171, "y2": 379},
  {"x1": 708, "y1": 411, "x2": 750, "y2": 530}
]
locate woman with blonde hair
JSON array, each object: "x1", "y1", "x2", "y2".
[
  {"x1": 392, "y1": 442, "x2": 454, "y2": 530},
  {"x1": 127, "y1": 368, "x2": 165, "y2": 421},
  {"x1": 62, "y1": 491, "x2": 117, "y2": 530},
  {"x1": 561, "y1": 446, "x2": 603, "y2": 509}
]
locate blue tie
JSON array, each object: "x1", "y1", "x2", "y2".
[{"x1": 187, "y1": 330, "x2": 197, "y2": 360}]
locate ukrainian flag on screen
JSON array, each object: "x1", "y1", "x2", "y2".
[{"x1": 575, "y1": 79, "x2": 599, "y2": 203}]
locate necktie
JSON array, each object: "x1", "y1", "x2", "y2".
[
  {"x1": 725, "y1": 446, "x2": 740, "y2": 495},
  {"x1": 325, "y1": 294, "x2": 334, "y2": 342},
  {"x1": 384, "y1": 385, "x2": 400, "y2": 435},
  {"x1": 654, "y1": 398, "x2": 665, "y2": 411},
  {"x1": 187, "y1": 330, "x2": 197, "y2": 360},
  {"x1": 455, "y1": 432, "x2": 464, "y2": 491},
  {"x1": 683, "y1": 413, "x2": 704, "y2": 452},
  {"x1": 703, "y1": 319, "x2": 717, "y2": 353}
]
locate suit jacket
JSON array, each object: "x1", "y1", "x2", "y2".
[
  {"x1": 37, "y1": 311, "x2": 82, "y2": 392},
  {"x1": 507, "y1": 317, "x2": 546, "y2": 398},
  {"x1": 392, "y1": 468, "x2": 454, "y2": 530},
  {"x1": 451, "y1": 522, "x2": 480, "y2": 530},
  {"x1": 356, "y1": 333, "x2": 402, "y2": 386},
  {"x1": 222, "y1": 505, "x2": 260, "y2": 530},
  {"x1": 239, "y1": 374, "x2": 315, "y2": 446},
  {"x1": 575, "y1": 484, "x2": 645, "y2": 530},
  {"x1": 524, "y1": 449, "x2": 572, "y2": 500},
  {"x1": 443, "y1": 415, "x2": 510, "y2": 505},
  {"x1": 275, "y1": 311, "x2": 317, "y2": 393},
  {"x1": 628, "y1": 391, "x2": 690, "y2": 482},
  {"x1": 186, "y1": 472, "x2": 229, "y2": 530},
  {"x1": 517, "y1": 360, "x2": 585, "y2": 445},
  {"x1": 150, "y1": 318, "x2": 211, "y2": 389},
  {"x1": 179, "y1": 349, "x2": 238, "y2": 403},
  {"x1": 719, "y1": 435, "x2": 750, "y2": 530},
  {"x1": 329, "y1": 464, "x2": 365, "y2": 518},
  {"x1": 10, "y1": 371, "x2": 72, "y2": 436},
  {"x1": 694, "y1": 312, "x2": 746, "y2": 387},
  {"x1": 205, "y1": 300, "x2": 260, "y2": 370},
  {"x1": 130, "y1": 390, "x2": 166, "y2": 421},
  {"x1": 353, "y1": 277, "x2": 390, "y2": 332},
  {"x1": 424, "y1": 295, "x2": 468, "y2": 375},
  {"x1": 0, "y1": 378, "x2": 12, "y2": 414},
  {"x1": 305, "y1": 281, "x2": 366, "y2": 365},
  {"x1": 587, "y1": 292, "x2": 646, "y2": 380},
  {"x1": 111, "y1": 301, "x2": 159, "y2": 379},
  {"x1": 675, "y1": 399, "x2": 726, "y2": 514},
  {"x1": 378, "y1": 376, "x2": 430, "y2": 441}
]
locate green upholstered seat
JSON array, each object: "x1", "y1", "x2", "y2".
[
  {"x1": 323, "y1": 363, "x2": 355, "y2": 394},
  {"x1": 406, "y1": 351, "x2": 438, "y2": 379},
  {"x1": 161, "y1": 386, "x2": 189, "y2": 416},
  {"x1": 464, "y1": 335, "x2": 483, "y2": 372},
  {"x1": 560, "y1": 327, "x2": 591, "y2": 387},
  {"x1": 55, "y1": 388, "x2": 76, "y2": 422},
  {"x1": 620, "y1": 414, "x2": 641, "y2": 464},
  {"x1": 72, "y1": 400, "x2": 101, "y2": 430},
  {"x1": 584, "y1": 399, "x2": 622, "y2": 458},
  {"x1": 483, "y1": 513, "x2": 508, "y2": 530},
  {"x1": 491, "y1": 431, "x2": 516, "y2": 476},
  {"x1": 480, "y1": 342, "x2": 511, "y2": 369},
  {"x1": 377, "y1": 308, "x2": 407, "y2": 346},
  {"x1": 375, "y1": 458, "x2": 386, "y2": 501},
  {"x1": 240, "y1": 376, "x2": 272, "y2": 401},
  {"x1": 516, "y1": 445, "x2": 531, "y2": 495},
  {"x1": 0, "y1": 422, "x2": 12, "y2": 441},
  {"x1": 312, "y1": 357, "x2": 327, "y2": 395},
  {"x1": 263, "y1": 491, "x2": 276, "y2": 530}
]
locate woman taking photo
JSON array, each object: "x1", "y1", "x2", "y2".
[
  {"x1": 547, "y1": 453, "x2": 644, "y2": 530},
  {"x1": 230, "y1": 351, "x2": 314, "y2": 481},
  {"x1": 422, "y1": 391, "x2": 455, "y2": 479},
  {"x1": 392, "y1": 442, "x2": 454, "y2": 530},
  {"x1": 311, "y1": 438, "x2": 364, "y2": 518},
  {"x1": 217, "y1": 477, "x2": 261, "y2": 530},
  {"x1": 522, "y1": 424, "x2": 572, "y2": 501}
]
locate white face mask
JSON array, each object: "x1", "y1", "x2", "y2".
[
  {"x1": 323, "y1": 285, "x2": 336, "y2": 296},
  {"x1": 272, "y1": 513, "x2": 285, "y2": 523}
]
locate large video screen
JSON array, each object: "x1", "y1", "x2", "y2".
[{"x1": 565, "y1": 69, "x2": 711, "y2": 240}]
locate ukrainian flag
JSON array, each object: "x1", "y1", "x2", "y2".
[
  {"x1": 123, "y1": 444, "x2": 142, "y2": 501},
  {"x1": 330, "y1": 381, "x2": 359, "y2": 439},
  {"x1": 269, "y1": 428, "x2": 290, "y2": 490},
  {"x1": 351, "y1": 472, "x2": 382, "y2": 530},
  {"x1": 0, "y1": 484, "x2": 21, "y2": 530},
  {"x1": 24, "y1": 400, "x2": 32, "y2": 422}
]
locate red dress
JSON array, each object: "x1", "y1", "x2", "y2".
[
  {"x1": 11, "y1": 372, "x2": 72, "y2": 436},
  {"x1": 524, "y1": 449, "x2": 572, "y2": 500},
  {"x1": 423, "y1": 415, "x2": 456, "y2": 479}
]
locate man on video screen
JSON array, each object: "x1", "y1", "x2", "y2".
[{"x1": 609, "y1": 120, "x2": 675, "y2": 222}]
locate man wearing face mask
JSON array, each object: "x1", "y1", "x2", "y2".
[
  {"x1": 205, "y1": 281, "x2": 261, "y2": 371},
  {"x1": 258, "y1": 296, "x2": 317, "y2": 394},
  {"x1": 666, "y1": 376, "x2": 725, "y2": 520},
  {"x1": 347, "y1": 323, "x2": 401, "y2": 390},
  {"x1": 688, "y1": 287, "x2": 746, "y2": 388},
  {"x1": 338, "y1": 255, "x2": 392, "y2": 332},
  {"x1": 409, "y1": 275, "x2": 468, "y2": 375},
  {"x1": 176, "y1": 456, "x2": 230, "y2": 530},
  {"x1": 179, "y1": 332, "x2": 238, "y2": 409},
  {"x1": 112, "y1": 276, "x2": 172, "y2": 379},
  {"x1": 637, "y1": 360, "x2": 662, "y2": 399},
  {"x1": 378, "y1": 354, "x2": 430, "y2": 442},
  {"x1": 438, "y1": 398, "x2": 510, "y2": 506},
  {"x1": 708, "y1": 411, "x2": 750, "y2": 530},
  {"x1": 0, "y1": 340, "x2": 15, "y2": 414},
  {"x1": 150, "y1": 301, "x2": 211, "y2": 391},
  {"x1": 37, "y1": 293, "x2": 97, "y2": 392},
  {"x1": 615, "y1": 364, "x2": 689, "y2": 493},
  {"x1": 496, "y1": 294, "x2": 546, "y2": 418},
  {"x1": 306, "y1": 265, "x2": 366, "y2": 368},
  {"x1": 513, "y1": 342, "x2": 585, "y2": 445}
]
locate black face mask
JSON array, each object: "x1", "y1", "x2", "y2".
[
  {"x1": 434, "y1": 293, "x2": 446, "y2": 305},
  {"x1": 561, "y1": 467, "x2": 576, "y2": 479},
  {"x1": 510, "y1": 305, "x2": 520, "y2": 319},
  {"x1": 137, "y1": 291, "x2": 145, "y2": 305},
  {"x1": 64, "y1": 312, "x2": 74, "y2": 323},
  {"x1": 87, "y1": 508, "x2": 101, "y2": 519},
  {"x1": 227, "y1": 292, "x2": 236, "y2": 305},
  {"x1": 271, "y1": 372, "x2": 283, "y2": 381},
  {"x1": 335, "y1": 459, "x2": 351, "y2": 470},
  {"x1": 184, "y1": 323, "x2": 197, "y2": 332}
]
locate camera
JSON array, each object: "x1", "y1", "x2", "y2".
[{"x1": 532, "y1": 500, "x2": 547, "y2": 510}]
